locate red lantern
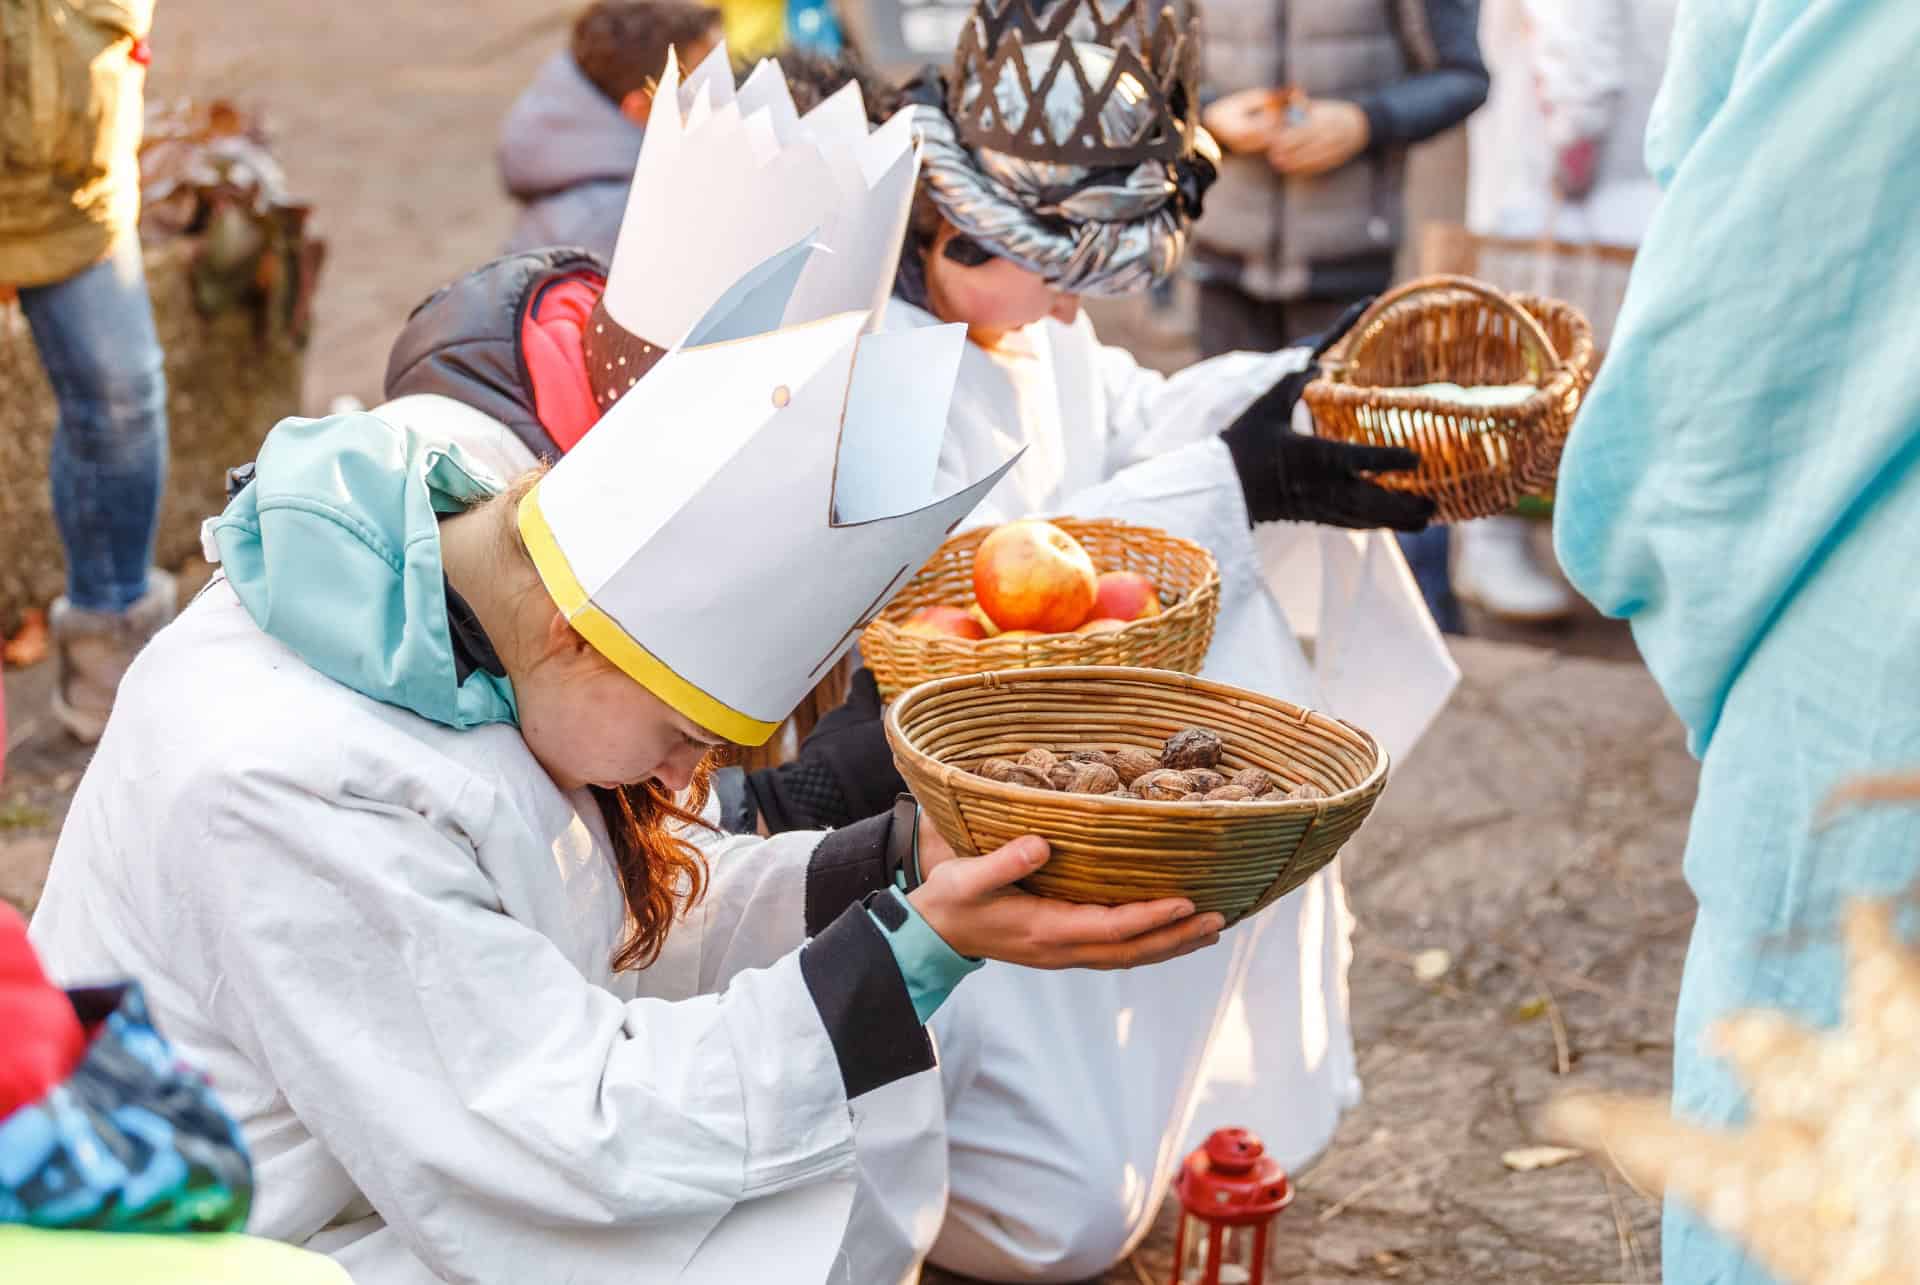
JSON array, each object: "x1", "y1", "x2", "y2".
[{"x1": 1171, "y1": 1128, "x2": 1294, "y2": 1284}]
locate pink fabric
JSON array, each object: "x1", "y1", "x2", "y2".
[{"x1": 521, "y1": 274, "x2": 605, "y2": 454}]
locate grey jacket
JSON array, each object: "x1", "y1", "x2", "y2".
[
  {"x1": 1194, "y1": 0, "x2": 1488, "y2": 303},
  {"x1": 497, "y1": 52, "x2": 643, "y2": 260}
]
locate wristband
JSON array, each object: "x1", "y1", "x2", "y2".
[{"x1": 885, "y1": 794, "x2": 923, "y2": 893}]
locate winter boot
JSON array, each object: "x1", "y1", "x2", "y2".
[
  {"x1": 1453, "y1": 516, "x2": 1574, "y2": 623},
  {"x1": 48, "y1": 569, "x2": 177, "y2": 745}
]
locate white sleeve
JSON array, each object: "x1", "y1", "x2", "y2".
[
  {"x1": 646, "y1": 825, "x2": 822, "y2": 998},
  {"x1": 1091, "y1": 331, "x2": 1312, "y2": 472},
  {"x1": 180, "y1": 769, "x2": 861, "y2": 1281},
  {"x1": 1527, "y1": 0, "x2": 1629, "y2": 147}
]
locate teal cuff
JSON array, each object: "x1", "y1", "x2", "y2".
[{"x1": 867, "y1": 887, "x2": 983, "y2": 1023}]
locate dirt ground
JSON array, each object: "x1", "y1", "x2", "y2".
[{"x1": 2, "y1": 3, "x2": 1695, "y2": 1281}]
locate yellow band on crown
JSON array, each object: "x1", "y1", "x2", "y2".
[{"x1": 516, "y1": 487, "x2": 781, "y2": 747}]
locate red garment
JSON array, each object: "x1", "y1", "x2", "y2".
[
  {"x1": 0, "y1": 904, "x2": 87, "y2": 1120},
  {"x1": 520, "y1": 274, "x2": 604, "y2": 454}
]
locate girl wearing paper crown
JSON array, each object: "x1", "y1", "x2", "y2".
[
  {"x1": 24, "y1": 57, "x2": 1225, "y2": 1285},
  {"x1": 378, "y1": 22, "x2": 1458, "y2": 1282}
]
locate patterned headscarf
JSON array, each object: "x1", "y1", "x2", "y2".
[{"x1": 904, "y1": 33, "x2": 1218, "y2": 298}]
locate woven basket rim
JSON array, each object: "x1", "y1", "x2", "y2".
[
  {"x1": 860, "y1": 518, "x2": 1224, "y2": 695},
  {"x1": 864, "y1": 519, "x2": 1221, "y2": 633},
  {"x1": 885, "y1": 665, "x2": 1390, "y2": 813},
  {"x1": 1307, "y1": 365, "x2": 1579, "y2": 418}
]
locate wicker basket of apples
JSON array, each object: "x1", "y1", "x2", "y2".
[{"x1": 861, "y1": 518, "x2": 1220, "y2": 699}]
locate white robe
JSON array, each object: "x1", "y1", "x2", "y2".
[
  {"x1": 27, "y1": 579, "x2": 882, "y2": 1285},
  {"x1": 894, "y1": 303, "x2": 1459, "y2": 1280}
]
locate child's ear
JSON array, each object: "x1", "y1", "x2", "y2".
[
  {"x1": 545, "y1": 608, "x2": 592, "y2": 662},
  {"x1": 620, "y1": 87, "x2": 654, "y2": 126}
]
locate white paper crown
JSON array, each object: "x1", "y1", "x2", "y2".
[
  {"x1": 520, "y1": 271, "x2": 1018, "y2": 745},
  {"x1": 600, "y1": 42, "x2": 919, "y2": 352}
]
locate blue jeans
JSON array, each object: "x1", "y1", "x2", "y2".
[
  {"x1": 1396, "y1": 528, "x2": 1462, "y2": 635},
  {"x1": 17, "y1": 237, "x2": 168, "y2": 613}
]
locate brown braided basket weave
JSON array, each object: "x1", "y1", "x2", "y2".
[
  {"x1": 886, "y1": 667, "x2": 1389, "y2": 926},
  {"x1": 861, "y1": 519, "x2": 1220, "y2": 700},
  {"x1": 1303, "y1": 275, "x2": 1595, "y2": 523}
]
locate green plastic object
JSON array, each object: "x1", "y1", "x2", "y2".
[{"x1": 0, "y1": 1227, "x2": 351, "y2": 1285}]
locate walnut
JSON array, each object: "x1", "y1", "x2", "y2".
[
  {"x1": 1230, "y1": 767, "x2": 1275, "y2": 796},
  {"x1": 1064, "y1": 762, "x2": 1122, "y2": 795},
  {"x1": 1133, "y1": 769, "x2": 1192, "y2": 801},
  {"x1": 1179, "y1": 791, "x2": 1208, "y2": 801},
  {"x1": 1205, "y1": 785, "x2": 1254, "y2": 802},
  {"x1": 1109, "y1": 747, "x2": 1162, "y2": 786},
  {"x1": 1020, "y1": 748, "x2": 1059, "y2": 774},
  {"x1": 1067, "y1": 749, "x2": 1114, "y2": 767},
  {"x1": 1048, "y1": 762, "x2": 1080, "y2": 791},
  {"x1": 1161, "y1": 728, "x2": 1224, "y2": 771},
  {"x1": 1002, "y1": 764, "x2": 1055, "y2": 790},
  {"x1": 977, "y1": 757, "x2": 1019, "y2": 783},
  {"x1": 1183, "y1": 768, "x2": 1227, "y2": 794},
  {"x1": 1106, "y1": 787, "x2": 1136, "y2": 800},
  {"x1": 1287, "y1": 781, "x2": 1328, "y2": 802}
]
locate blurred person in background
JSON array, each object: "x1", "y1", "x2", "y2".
[
  {"x1": 1192, "y1": 0, "x2": 1487, "y2": 635},
  {"x1": 1454, "y1": 0, "x2": 1676, "y2": 623},
  {"x1": 498, "y1": 1, "x2": 723, "y2": 259},
  {"x1": 709, "y1": 0, "x2": 846, "y2": 59},
  {"x1": 2, "y1": 0, "x2": 173, "y2": 742}
]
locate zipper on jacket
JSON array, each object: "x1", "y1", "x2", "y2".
[{"x1": 1267, "y1": 1, "x2": 1289, "y2": 285}]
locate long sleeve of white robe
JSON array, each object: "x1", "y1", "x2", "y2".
[{"x1": 180, "y1": 782, "x2": 855, "y2": 1283}]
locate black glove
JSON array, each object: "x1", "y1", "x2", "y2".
[
  {"x1": 1219, "y1": 299, "x2": 1435, "y2": 532},
  {"x1": 723, "y1": 668, "x2": 906, "y2": 835}
]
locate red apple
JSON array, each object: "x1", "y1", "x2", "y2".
[
  {"x1": 901, "y1": 605, "x2": 987, "y2": 641},
  {"x1": 1090, "y1": 571, "x2": 1163, "y2": 623},
  {"x1": 1075, "y1": 617, "x2": 1131, "y2": 635},
  {"x1": 973, "y1": 520, "x2": 1099, "y2": 633}
]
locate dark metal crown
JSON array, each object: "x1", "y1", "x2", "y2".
[{"x1": 948, "y1": 0, "x2": 1201, "y2": 166}]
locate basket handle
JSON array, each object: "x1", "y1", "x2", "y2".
[{"x1": 1325, "y1": 274, "x2": 1562, "y2": 383}]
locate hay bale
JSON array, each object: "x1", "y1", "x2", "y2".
[{"x1": 0, "y1": 237, "x2": 304, "y2": 630}]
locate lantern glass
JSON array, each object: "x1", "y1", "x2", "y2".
[{"x1": 1177, "y1": 1217, "x2": 1258, "y2": 1285}]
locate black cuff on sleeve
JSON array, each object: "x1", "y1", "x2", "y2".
[
  {"x1": 1353, "y1": 90, "x2": 1400, "y2": 156},
  {"x1": 799, "y1": 897, "x2": 936, "y2": 1099},
  {"x1": 1221, "y1": 406, "x2": 1285, "y2": 527},
  {"x1": 804, "y1": 812, "x2": 895, "y2": 936}
]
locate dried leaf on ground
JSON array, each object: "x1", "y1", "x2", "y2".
[
  {"x1": 1412, "y1": 948, "x2": 1452, "y2": 982},
  {"x1": 1502, "y1": 1145, "x2": 1583, "y2": 1172},
  {"x1": 3, "y1": 608, "x2": 47, "y2": 667}
]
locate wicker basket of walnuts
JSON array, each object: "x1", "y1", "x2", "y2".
[{"x1": 886, "y1": 666, "x2": 1389, "y2": 925}]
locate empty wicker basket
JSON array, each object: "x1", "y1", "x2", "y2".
[
  {"x1": 1303, "y1": 275, "x2": 1595, "y2": 523},
  {"x1": 862, "y1": 519, "x2": 1220, "y2": 700},
  {"x1": 886, "y1": 666, "x2": 1389, "y2": 925}
]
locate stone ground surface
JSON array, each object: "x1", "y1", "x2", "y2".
[{"x1": 3, "y1": 3, "x2": 1691, "y2": 1280}]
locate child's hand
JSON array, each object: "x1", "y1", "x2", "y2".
[{"x1": 911, "y1": 826, "x2": 1225, "y2": 969}]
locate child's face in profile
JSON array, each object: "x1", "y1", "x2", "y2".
[{"x1": 926, "y1": 224, "x2": 1080, "y2": 344}]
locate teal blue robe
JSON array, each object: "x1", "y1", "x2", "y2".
[{"x1": 1552, "y1": 2, "x2": 1920, "y2": 1280}]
